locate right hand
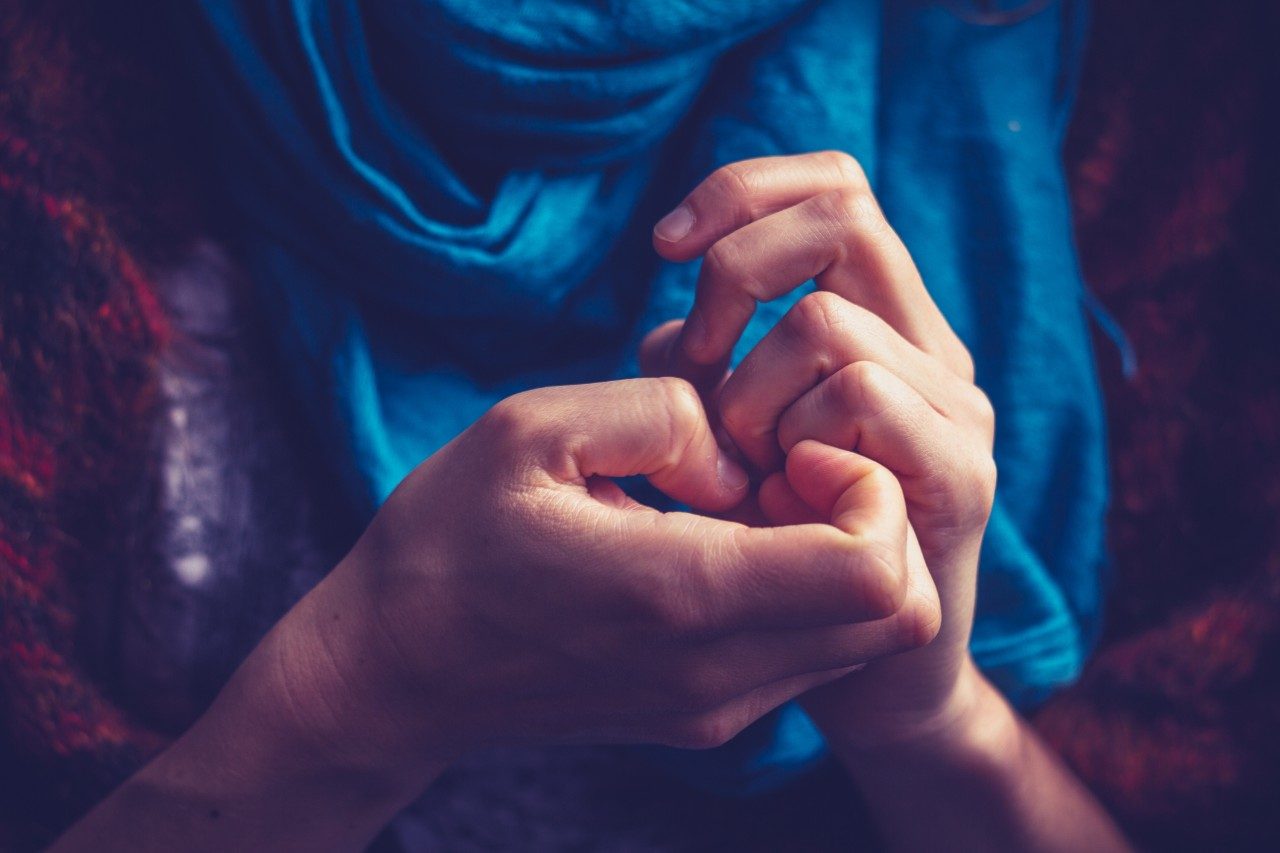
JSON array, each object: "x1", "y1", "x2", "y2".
[{"x1": 286, "y1": 377, "x2": 939, "y2": 776}]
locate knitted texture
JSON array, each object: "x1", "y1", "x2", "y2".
[
  {"x1": 1035, "y1": 1, "x2": 1280, "y2": 848},
  {"x1": 0, "y1": 138, "x2": 167, "y2": 840},
  {"x1": 0, "y1": 3, "x2": 185, "y2": 846},
  {"x1": 0, "y1": 0, "x2": 1277, "y2": 849}
]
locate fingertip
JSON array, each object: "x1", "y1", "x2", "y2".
[
  {"x1": 653, "y1": 203, "x2": 696, "y2": 250},
  {"x1": 784, "y1": 439, "x2": 842, "y2": 482},
  {"x1": 676, "y1": 307, "x2": 715, "y2": 363},
  {"x1": 758, "y1": 471, "x2": 822, "y2": 525},
  {"x1": 672, "y1": 475, "x2": 747, "y2": 516},
  {"x1": 716, "y1": 453, "x2": 750, "y2": 494},
  {"x1": 639, "y1": 320, "x2": 684, "y2": 377},
  {"x1": 640, "y1": 319, "x2": 732, "y2": 398},
  {"x1": 784, "y1": 441, "x2": 882, "y2": 520},
  {"x1": 788, "y1": 438, "x2": 832, "y2": 460}
]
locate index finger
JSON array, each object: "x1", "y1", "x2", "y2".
[
  {"x1": 653, "y1": 153, "x2": 972, "y2": 381},
  {"x1": 609, "y1": 510, "x2": 912, "y2": 633},
  {"x1": 486, "y1": 379, "x2": 748, "y2": 512},
  {"x1": 652, "y1": 151, "x2": 869, "y2": 262},
  {"x1": 679, "y1": 187, "x2": 970, "y2": 376}
]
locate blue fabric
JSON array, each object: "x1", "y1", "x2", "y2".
[{"x1": 178, "y1": 0, "x2": 1107, "y2": 794}]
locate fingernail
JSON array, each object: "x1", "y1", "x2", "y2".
[
  {"x1": 717, "y1": 453, "x2": 749, "y2": 491},
  {"x1": 681, "y1": 308, "x2": 708, "y2": 358},
  {"x1": 654, "y1": 204, "x2": 695, "y2": 242}
]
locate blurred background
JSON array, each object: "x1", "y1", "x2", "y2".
[{"x1": 1, "y1": 0, "x2": 1278, "y2": 848}]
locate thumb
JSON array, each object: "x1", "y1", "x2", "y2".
[
  {"x1": 784, "y1": 440, "x2": 907, "y2": 538},
  {"x1": 541, "y1": 378, "x2": 749, "y2": 512},
  {"x1": 785, "y1": 439, "x2": 940, "y2": 639},
  {"x1": 639, "y1": 319, "x2": 730, "y2": 398}
]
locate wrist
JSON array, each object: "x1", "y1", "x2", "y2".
[
  {"x1": 271, "y1": 554, "x2": 468, "y2": 780},
  {"x1": 823, "y1": 657, "x2": 1017, "y2": 766},
  {"x1": 59, "y1": 572, "x2": 451, "y2": 851}
]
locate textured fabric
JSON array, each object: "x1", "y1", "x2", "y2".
[
  {"x1": 0, "y1": 107, "x2": 171, "y2": 850},
  {"x1": 5, "y1": 1, "x2": 1280, "y2": 847},
  {"x1": 93, "y1": 239, "x2": 883, "y2": 852},
  {"x1": 72, "y1": 242, "x2": 340, "y2": 733},
  {"x1": 1034, "y1": 1, "x2": 1280, "y2": 847},
  {"x1": 177, "y1": 0, "x2": 1108, "y2": 792}
]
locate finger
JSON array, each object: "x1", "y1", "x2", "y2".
[
  {"x1": 638, "y1": 319, "x2": 730, "y2": 398},
  {"x1": 778, "y1": 364, "x2": 997, "y2": 548},
  {"x1": 652, "y1": 151, "x2": 869, "y2": 262},
  {"x1": 777, "y1": 360, "x2": 945, "y2": 480},
  {"x1": 678, "y1": 186, "x2": 968, "y2": 374},
  {"x1": 783, "y1": 441, "x2": 908, "y2": 540},
  {"x1": 717, "y1": 293, "x2": 960, "y2": 471},
  {"x1": 529, "y1": 376, "x2": 918, "y2": 632},
  {"x1": 659, "y1": 666, "x2": 856, "y2": 750},
  {"x1": 783, "y1": 440, "x2": 939, "y2": 639},
  {"x1": 681, "y1": 447, "x2": 919, "y2": 632},
  {"x1": 602, "y1": 509, "x2": 913, "y2": 633},
  {"x1": 756, "y1": 471, "x2": 822, "y2": 526},
  {"x1": 503, "y1": 378, "x2": 748, "y2": 512},
  {"x1": 679, "y1": 614, "x2": 934, "y2": 708}
]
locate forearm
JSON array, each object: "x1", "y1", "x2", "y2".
[
  {"x1": 51, "y1": 568, "x2": 448, "y2": 852},
  {"x1": 828, "y1": 660, "x2": 1130, "y2": 853}
]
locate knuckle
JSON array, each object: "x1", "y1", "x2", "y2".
[
  {"x1": 715, "y1": 380, "x2": 762, "y2": 449},
  {"x1": 716, "y1": 392, "x2": 750, "y2": 443},
  {"x1": 653, "y1": 376, "x2": 703, "y2": 432},
  {"x1": 478, "y1": 391, "x2": 542, "y2": 447},
  {"x1": 966, "y1": 452, "x2": 999, "y2": 513},
  {"x1": 965, "y1": 385, "x2": 997, "y2": 436},
  {"x1": 867, "y1": 459, "x2": 909, "y2": 509},
  {"x1": 817, "y1": 150, "x2": 870, "y2": 189},
  {"x1": 701, "y1": 239, "x2": 768, "y2": 302},
  {"x1": 896, "y1": 586, "x2": 943, "y2": 650},
  {"x1": 934, "y1": 449, "x2": 997, "y2": 531},
  {"x1": 952, "y1": 346, "x2": 978, "y2": 384},
  {"x1": 824, "y1": 185, "x2": 883, "y2": 231},
  {"x1": 856, "y1": 535, "x2": 910, "y2": 620},
  {"x1": 707, "y1": 161, "x2": 759, "y2": 214},
  {"x1": 832, "y1": 361, "x2": 890, "y2": 416},
  {"x1": 788, "y1": 290, "x2": 848, "y2": 342},
  {"x1": 700, "y1": 239, "x2": 739, "y2": 284},
  {"x1": 652, "y1": 376, "x2": 705, "y2": 466}
]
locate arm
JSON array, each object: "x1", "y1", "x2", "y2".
[
  {"x1": 51, "y1": 570, "x2": 447, "y2": 852},
  {"x1": 53, "y1": 378, "x2": 935, "y2": 850},
  {"x1": 644, "y1": 151, "x2": 1129, "y2": 850},
  {"x1": 827, "y1": 660, "x2": 1128, "y2": 852}
]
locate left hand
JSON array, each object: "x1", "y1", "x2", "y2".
[{"x1": 640, "y1": 151, "x2": 998, "y2": 748}]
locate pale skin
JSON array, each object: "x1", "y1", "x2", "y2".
[{"x1": 53, "y1": 153, "x2": 1129, "y2": 851}]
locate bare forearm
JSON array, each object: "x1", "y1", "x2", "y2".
[
  {"x1": 51, "y1": 570, "x2": 447, "y2": 852},
  {"x1": 829, "y1": 661, "x2": 1130, "y2": 853}
]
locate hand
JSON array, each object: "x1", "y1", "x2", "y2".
[
  {"x1": 642, "y1": 152, "x2": 996, "y2": 747},
  {"x1": 286, "y1": 377, "x2": 941, "y2": 783}
]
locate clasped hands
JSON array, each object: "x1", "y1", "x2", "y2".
[{"x1": 301, "y1": 152, "x2": 998, "y2": 779}]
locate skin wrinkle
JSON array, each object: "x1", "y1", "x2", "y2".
[
  {"x1": 29, "y1": 117, "x2": 1125, "y2": 845},
  {"x1": 809, "y1": 301, "x2": 955, "y2": 420},
  {"x1": 0, "y1": 0, "x2": 1162, "y2": 835},
  {"x1": 653, "y1": 377, "x2": 713, "y2": 500},
  {"x1": 655, "y1": 513, "x2": 726, "y2": 638},
  {"x1": 711, "y1": 160, "x2": 770, "y2": 224},
  {"x1": 633, "y1": 145, "x2": 1117, "y2": 851}
]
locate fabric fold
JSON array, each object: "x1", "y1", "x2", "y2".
[{"x1": 177, "y1": 0, "x2": 1107, "y2": 795}]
